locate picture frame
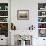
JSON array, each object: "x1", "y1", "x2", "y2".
[{"x1": 17, "y1": 10, "x2": 29, "y2": 20}]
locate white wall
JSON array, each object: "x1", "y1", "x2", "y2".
[
  {"x1": 11, "y1": 0, "x2": 46, "y2": 30},
  {"x1": 11, "y1": 0, "x2": 38, "y2": 30},
  {"x1": 11, "y1": 0, "x2": 46, "y2": 46}
]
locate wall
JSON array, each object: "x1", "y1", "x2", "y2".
[
  {"x1": 11, "y1": 0, "x2": 46, "y2": 46},
  {"x1": 11, "y1": 0, "x2": 46, "y2": 30},
  {"x1": 11, "y1": 0, "x2": 38, "y2": 30}
]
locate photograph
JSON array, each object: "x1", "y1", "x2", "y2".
[{"x1": 17, "y1": 10, "x2": 29, "y2": 20}]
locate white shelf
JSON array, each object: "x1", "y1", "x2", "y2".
[
  {"x1": 0, "y1": 10, "x2": 8, "y2": 11},
  {"x1": 0, "y1": 22, "x2": 8, "y2": 23},
  {"x1": 0, "y1": 16, "x2": 8, "y2": 17},
  {"x1": 38, "y1": 16, "x2": 46, "y2": 17},
  {"x1": 38, "y1": 10, "x2": 46, "y2": 11},
  {"x1": 38, "y1": 28, "x2": 46, "y2": 29},
  {"x1": 38, "y1": 22, "x2": 46, "y2": 23}
]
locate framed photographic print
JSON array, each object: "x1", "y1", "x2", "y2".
[{"x1": 17, "y1": 10, "x2": 29, "y2": 20}]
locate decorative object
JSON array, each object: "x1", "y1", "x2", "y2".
[
  {"x1": 0, "y1": 23, "x2": 8, "y2": 37},
  {"x1": 38, "y1": 3, "x2": 46, "y2": 37},
  {"x1": 15, "y1": 35, "x2": 32, "y2": 46},
  {"x1": 38, "y1": 23, "x2": 46, "y2": 28},
  {"x1": 38, "y1": 17, "x2": 46, "y2": 22},
  {"x1": 0, "y1": 17, "x2": 8, "y2": 22},
  {"x1": 29, "y1": 25, "x2": 35, "y2": 30},
  {"x1": 11, "y1": 23, "x2": 16, "y2": 30},
  {"x1": 0, "y1": 3, "x2": 8, "y2": 10},
  {"x1": 0, "y1": 6, "x2": 1, "y2": 10},
  {"x1": 5, "y1": 6, "x2": 8, "y2": 10},
  {"x1": 0, "y1": 11, "x2": 8, "y2": 16},
  {"x1": 38, "y1": 3, "x2": 46, "y2": 10},
  {"x1": 42, "y1": 12, "x2": 45, "y2": 15},
  {"x1": 17, "y1": 10, "x2": 29, "y2": 20},
  {"x1": 0, "y1": 3, "x2": 8, "y2": 37},
  {"x1": 38, "y1": 11, "x2": 46, "y2": 16},
  {"x1": 39, "y1": 29, "x2": 46, "y2": 37}
]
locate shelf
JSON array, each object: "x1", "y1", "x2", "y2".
[
  {"x1": 38, "y1": 28, "x2": 46, "y2": 29},
  {"x1": 0, "y1": 16, "x2": 8, "y2": 17},
  {"x1": 38, "y1": 22, "x2": 46, "y2": 23},
  {"x1": 38, "y1": 15, "x2": 46, "y2": 17},
  {"x1": 38, "y1": 3, "x2": 46, "y2": 37},
  {"x1": 0, "y1": 22, "x2": 8, "y2": 23},
  {"x1": 38, "y1": 10, "x2": 46, "y2": 11},
  {"x1": 0, "y1": 3, "x2": 8, "y2": 37},
  {"x1": 0, "y1": 10, "x2": 8, "y2": 11}
]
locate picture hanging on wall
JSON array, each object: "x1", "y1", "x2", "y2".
[{"x1": 17, "y1": 10, "x2": 29, "y2": 20}]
